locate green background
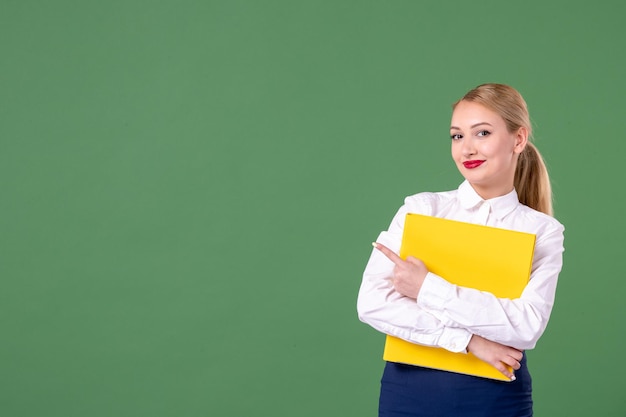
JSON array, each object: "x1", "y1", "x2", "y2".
[{"x1": 2, "y1": 1, "x2": 624, "y2": 416}]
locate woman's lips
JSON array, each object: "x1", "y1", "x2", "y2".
[{"x1": 463, "y1": 160, "x2": 485, "y2": 169}]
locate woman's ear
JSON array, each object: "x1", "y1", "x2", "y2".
[{"x1": 513, "y1": 127, "x2": 529, "y2": 154}]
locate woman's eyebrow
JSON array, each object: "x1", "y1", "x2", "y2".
[{"x1": 450, "y1": 122, "x2": 494, "y2": 130}]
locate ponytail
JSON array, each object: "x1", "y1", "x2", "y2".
[{"x1": 514, "y1": 142, "x2": 553, "y2": 216}]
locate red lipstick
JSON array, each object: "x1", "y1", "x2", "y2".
[{"x1": 463, "y1": 160, "x2": 485, "y2": 169}]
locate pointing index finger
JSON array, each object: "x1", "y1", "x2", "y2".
[{"x1": 372, "y1": 242, "x2": 404, "y2": 266}]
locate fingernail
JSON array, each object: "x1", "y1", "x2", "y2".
[
  {"x1": 510, "y1": 375, "x2": 516, "y2": 381},
  {"x1": 372, "y1": 242, "x2": 378, "y2": 248}
]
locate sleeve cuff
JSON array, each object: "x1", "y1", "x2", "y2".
[{"x1": 438, "y1": 326, "x2": 472, "y2": 353}]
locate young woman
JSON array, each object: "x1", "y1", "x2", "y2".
[{"x1": 357, "y1": 83, "x2": 564, "y2": 417}]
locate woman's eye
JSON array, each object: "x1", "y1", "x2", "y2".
[
  {"x1": 450, "y1": 133, "x2": 462, "y2": 140},
  {"x1": 477, "y1": 130, "x2": 491, "y2": 137}
]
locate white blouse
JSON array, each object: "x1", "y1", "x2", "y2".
[{"x1": 357, "y1": 181, "x2": 565, "y2": 353}]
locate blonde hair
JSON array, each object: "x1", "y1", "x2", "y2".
[{"x1": 453, "y1": 83, "x2": 553, "y2": 216}]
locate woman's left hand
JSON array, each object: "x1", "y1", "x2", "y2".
[{"x1": 373, "y1": 242, "x2": 428, "y2": 299}]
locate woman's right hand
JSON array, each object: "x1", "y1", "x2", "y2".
[{"x1": 467, "y1": 335, "x2": 523, "y2": 381}]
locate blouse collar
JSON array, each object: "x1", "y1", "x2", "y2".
[{"x1": 458, "y1": 180, "x2": 520, "y2": 220}]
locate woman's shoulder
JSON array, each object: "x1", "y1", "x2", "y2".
[
  {"x1": 514, "y1": 204, "x2": 565, "y2": 237},
  {"x1": 402, "y1": 188, "x2": 458, "y2": 216}
]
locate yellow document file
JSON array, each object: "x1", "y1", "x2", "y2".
[{"x1": 383, "y1": 213, "x2": 536, "y2": 381}]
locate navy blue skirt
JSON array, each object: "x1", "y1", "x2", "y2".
[{"x1": 379, "y1": 355, "x2": 532, "y2": 417}]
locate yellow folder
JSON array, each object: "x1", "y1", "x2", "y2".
[{"x1": 383, "y1": 213, "x2": 536, "y2": 381}]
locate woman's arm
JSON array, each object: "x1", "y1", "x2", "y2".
[
  {"x1": 357, "y1": 241, "x2": 472, "y2": 353},
  {"x1": 417, "y1": 224, "x2": 564, "y2": 349},
  {"x1": 357, "y1": 203, "x2": 473, "y2": 353},
  {"x1": 359, "y1": 236, "x2": 525, "y2": 379}
]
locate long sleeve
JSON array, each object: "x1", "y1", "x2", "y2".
[
  {"x1": 357, "y1": 201, "x2": 472, "y2": 353},
  {"x1": 417, "y1": 221, "x2": 564, "y2": 350}
]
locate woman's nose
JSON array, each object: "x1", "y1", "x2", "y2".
[{"x1": 462, "y1": 139, "x2": 476, "y2": 156}]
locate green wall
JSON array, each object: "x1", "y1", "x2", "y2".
[{"x1": 2, "y1": 1, "x2": 624, "y2": 415}]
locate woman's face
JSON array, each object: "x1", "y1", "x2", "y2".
[{"x1": 450, "y1": 100, "x2": 527, "y2": 199}]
